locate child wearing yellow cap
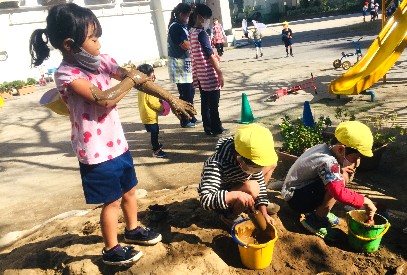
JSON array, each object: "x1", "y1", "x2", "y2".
[
  {"x1": 281, "y1": 121, "x2": 377, "y2": 240},
  {"x1": 198, "y1": 124, "x2": 279, "y2": 227}
]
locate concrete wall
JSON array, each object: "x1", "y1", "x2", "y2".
[
  {"x1": 0, "y1": 0, "x2": 235, "y2": 83},
  {"x1": 206, "y1": 0, "x2": 232, "y2": 30},
  {"x1": 0, "y1": 0, "x2": 180, "y2": 83}
]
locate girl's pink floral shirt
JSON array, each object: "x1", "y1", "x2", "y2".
[{"x1": 55, "y1": 54, "x2": 129, "y2": 165}]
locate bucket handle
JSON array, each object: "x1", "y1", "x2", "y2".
[
  {"x1": 346, "y1": 213, "x2": 391, "y2": 241},
  {"x1": 231, "y1": 218, "x2": 250, "y2": 248}
]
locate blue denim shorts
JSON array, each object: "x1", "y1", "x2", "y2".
[{"x1": 79, "y1": 150, "x2": 138, "y2": 204}]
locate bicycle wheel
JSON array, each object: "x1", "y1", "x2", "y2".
[
  {"x1": 333, "y1": 59, "x2": 341, "y2": 68},
  {"x1": 342, "y1": 61, "x2": 351, "y2": 70}
]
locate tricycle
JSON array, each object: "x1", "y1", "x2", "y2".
[{"x1": 333, "y1": 37, "x2": 363, "y2": 70}]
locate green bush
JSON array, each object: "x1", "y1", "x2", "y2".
[
  {"x1": 9, "y1": 80, "x2": 25, "y2": 90},
  {"x1": 26, "y1": 78, "x2": 37, "y2": 85},
  {"x1": 279, "y1": 115, "x2": 332, "y2": 156},
  {"x1": 0, "y1": 82, "x2": 13, "y2": 92}
]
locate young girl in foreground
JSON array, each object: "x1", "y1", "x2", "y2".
[{"x1": 29, "y1": 3, "x2": 194, "y2": 266}]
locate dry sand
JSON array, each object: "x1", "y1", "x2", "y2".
[{"x1": 1, "y1": 13, "x2": 406, "y2": 274}]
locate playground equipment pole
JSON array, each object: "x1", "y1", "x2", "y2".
[{"x1": 382, "y1": 0, "x2": 387, "y2": 83}]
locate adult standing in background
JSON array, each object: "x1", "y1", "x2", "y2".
[
  {"x1": 241, "y1": 17, "x2": 249, "y2": 38},
  {"x1": 211, "y1": 18, "x2": 226, "y2": 57},
  {"x1": 190, "y1": 4, "x2": 227, "y2": 137},
  {"x1": 167, "y1": 3, "x2": 201, "y2": 128}
]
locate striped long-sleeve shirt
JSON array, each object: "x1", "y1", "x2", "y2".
[
  {"x1": 198, "y1": 137, "x2": 269, "y2": 211},
  {"x1": 190, "y1": 27, "x2": 220, "y2": 91}
]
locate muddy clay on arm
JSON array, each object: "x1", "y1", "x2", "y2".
[{"x1": 90, "y1": 67, "x2": 149, "y2": 104}]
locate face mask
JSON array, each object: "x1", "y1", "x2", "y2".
[
  {"x1": 72, "y1": 46, "x2": 101, "y2": 71},
  {"x1": 203, "y1": 18, "x2": 211, "y2": 29}
]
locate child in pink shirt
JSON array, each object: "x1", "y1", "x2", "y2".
[{"x1": 29, "y1": 3, "x2": 195, "y2": 266}]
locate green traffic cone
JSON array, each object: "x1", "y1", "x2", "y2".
[{"x1": 236, "y1": 93, "x2": 258, "y2": 124}]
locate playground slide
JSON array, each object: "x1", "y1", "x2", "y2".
[{"x1": 329, "y1": 0, "x2": 407, "y2": 95}]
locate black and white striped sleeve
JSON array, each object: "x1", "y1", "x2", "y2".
[
  {"x1": 254, "y1": 174, "x2": 269, "y2": 208},
  {"x1": 198, "y1": 160, "x2": 228, "y2": 211}
]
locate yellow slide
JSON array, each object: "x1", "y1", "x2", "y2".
[{"x1": 329, "y1": 0, "x2": 407, "y2": 95}]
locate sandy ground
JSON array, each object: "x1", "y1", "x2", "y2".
[{"x1": 1, "y1": 13, "x2": 407, "y2": 274}]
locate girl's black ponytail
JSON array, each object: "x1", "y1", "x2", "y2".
[
  {"x1": 29, "y1": 29, "x2": 50, "y2": 67},
  {"x1": 168, "y1": 3, "x2": 192, "y2": 29},
  {"x1": 168, "y1": 10, "x2": 176, "y2": 29}
]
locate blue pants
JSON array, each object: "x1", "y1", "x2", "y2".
[
  {"x1": 199, "y1": 87, "x2": 223, "y2": 134},
  {"x1": 176, "y1": 83, "x2": 197, "y2": 126}
]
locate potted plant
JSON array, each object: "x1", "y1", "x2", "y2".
[
  {"x1": 278, "y1": 115, "x2": 332, "y2": 166},
  {"x1": 0, "y1": 82, "x2": 13, "y2": 100},
  {"x1": 14, "y1": 78, "x2": 36, "y2": 96}
]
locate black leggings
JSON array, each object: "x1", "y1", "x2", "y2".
[
  {"x1": 215, "y1": 43, "x2": 224, "y2": 56},
  {"x1": 176, "y1": 83, "x2": 196, "y2": 126}
]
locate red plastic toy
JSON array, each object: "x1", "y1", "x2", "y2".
[{"x1": 267, "y1": 73, "x2": 316, "y2": 101}]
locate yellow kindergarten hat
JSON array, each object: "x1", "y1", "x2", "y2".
[
  {"x1": 234, "y1": 124, "x2": 278, "y2": 166},
  {"x1": 282, "y1": 21, "x2": 289, "y2": 26},
  {"x1": 335, "y1": 121, "x2": 373, "y2": 157}
]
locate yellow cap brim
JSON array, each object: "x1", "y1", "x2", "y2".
[{"x1": 359, "y1": 149, "x2": 373, "y2": 157}]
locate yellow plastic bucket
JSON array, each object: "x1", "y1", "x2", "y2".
[
  {"x1": 40, "y1": 88, "x2": 69, "y2": 116},
  {"x1": 232, "y1": 218, "x2": 278, "y2": 270}
]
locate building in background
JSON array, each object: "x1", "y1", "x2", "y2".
[{"x1": 0, "y1": 0, "x2": 232, "y2": 83}]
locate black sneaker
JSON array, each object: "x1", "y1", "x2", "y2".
[
  {"x1": 152, "y1": 149, "x2": 167, "y2": 158},
  {"x1": 124, "y1": 226, "x2": 162, "y2": 245},
  {"x1": 102, "y1": 244, "x2": 143, "y2": 266}
]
